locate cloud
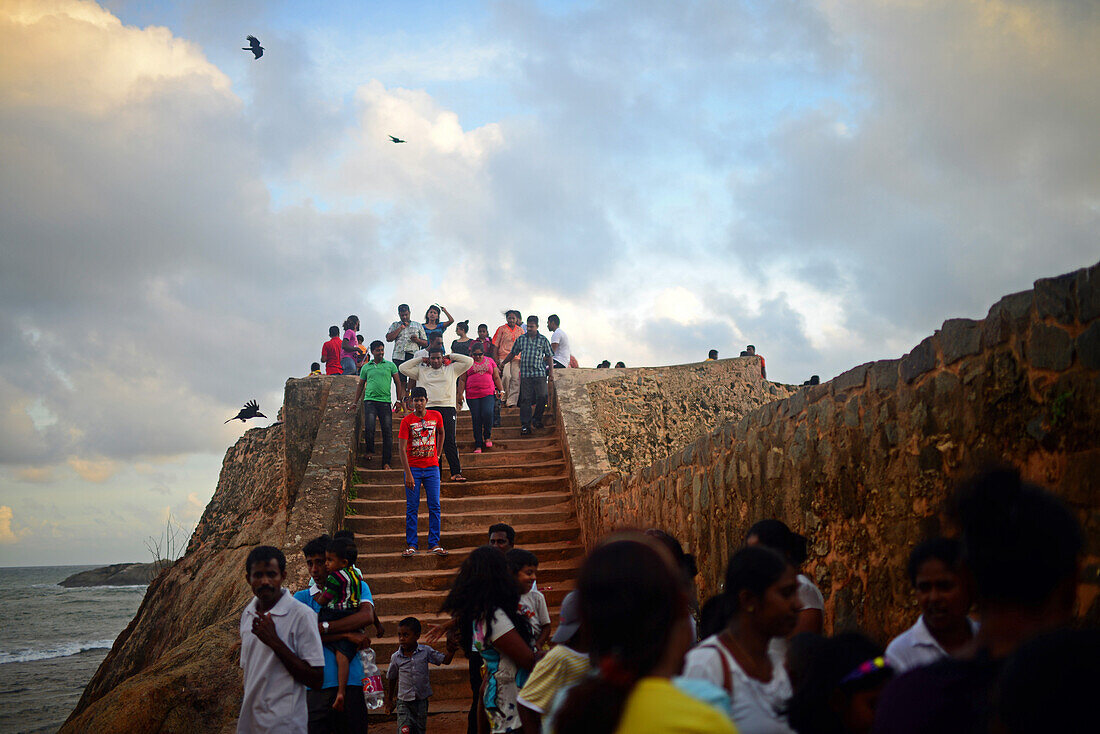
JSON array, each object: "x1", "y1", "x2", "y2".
[
  {"x1": 14, "y1": 466, "x2": 54, "y2": 483},
  {"x1": 68, "y1": 457, "x2": 119, "y2": 483},
  {"x1": 0, "y1": 505, "x2": 29, "y2": 544}
]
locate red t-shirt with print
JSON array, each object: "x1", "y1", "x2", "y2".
[
  {"x1": 398, "y1": 410, "x2": 444, "y2": 468},
  {"x1": 322, "y1": 337, "x2": 343, "y2": 374}
]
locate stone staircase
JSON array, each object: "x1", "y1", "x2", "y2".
[{"x1": 345, "y1": 405, "x2": 583, "y2": 728}]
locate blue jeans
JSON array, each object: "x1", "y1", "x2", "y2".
[
  {"x1": 406, "y1": 466, "x2": 441, "y2": 548},
  {"x1": 340, "y1": 356, "x2": 357, "y2": 376},
  {"x1": 468, "y1": 395, "x2": 494, "y2": 449},
  {"x1": 361, "y1": 400, "x2": 393, "y2": 465}
]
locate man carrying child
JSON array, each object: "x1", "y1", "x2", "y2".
[
  {"x1": 385, "y1": 616, "x2": 458, "y2": 734},
  {"x1": 294, "y1": 533, "x2": 381, "y2": 733},
  {"x1": 311, "y1": 536, "x2": 366, "y2": 712}
]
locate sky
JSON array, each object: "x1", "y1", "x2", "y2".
[{"x1": 1, "y1": 0, "x2": 1098, "y2": 565}]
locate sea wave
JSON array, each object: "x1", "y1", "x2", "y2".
[{"x1": 0, "y1": 639, "x2": 115, "y2": 665}]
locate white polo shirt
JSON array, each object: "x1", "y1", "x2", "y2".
[
  {"x1": 238, "y1": 588, "x2": 325, "y2": 733},
  {"x1": 884, "y1": 614, "x2": 980, "y2": 674},
  {"x1": 550, "y1": 327, "x2": 571, "y2": 367}
]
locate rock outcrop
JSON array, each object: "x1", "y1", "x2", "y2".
[
  {"x1": 60, "y1": 562, "x2": 160, "y2": 587},
  {"x1": 62, "y1": 376, "x2": 360, "y2": 733}
]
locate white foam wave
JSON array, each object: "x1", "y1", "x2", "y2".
[{"x1": 0, "y1": 639, "x2": 115, "y2": 665}]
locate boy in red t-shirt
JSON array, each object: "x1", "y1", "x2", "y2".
[
  {"x1": 321, "y1": 325, "x2": 344, "y2": 375},
  {"x1": 398, "y1": 387, "x2": 447, "y2": 557}
]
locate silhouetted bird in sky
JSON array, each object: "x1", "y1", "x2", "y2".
[
  {"x1": 389, "y1": 135, "x2": 406, "y2": 144},
  {"x1": 242, "y1": 35, "x2": 264, "y2": 59},
  {"x1": 225, "y1": 400, "x2": 266, "y2": 423}
]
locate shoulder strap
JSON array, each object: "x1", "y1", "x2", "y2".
[{"x1": 700, "y1": 640, "x2": 734, "y2": 697}]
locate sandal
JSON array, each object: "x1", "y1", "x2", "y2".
[
  {"x1": 430, "y1": 546, "x2": 449, "y2": 556},
  {"x1": 473, "y1": 448, "x2": 482, "y2": 454},
  {"x1": 484, "y1": 441, "x2": 493, "y2": 449},
  {"x1": 450, "y1": 474, "x2": 467, "y2": 482},
  {"x1": 402, "y1": 547, "x2": 418, "y2": 557}
]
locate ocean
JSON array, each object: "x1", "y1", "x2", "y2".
[{"x1": 0, "y1": 565, "x2": 146, "y2": 734}]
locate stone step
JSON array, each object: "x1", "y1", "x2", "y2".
[
  {"x1": 355, "y1": 458, "x2": 564, "y2": 484},
  {"x1": 366, "y1": 557, "x2": 580, "y2": 595},
  {"x1": 369, "y1": 580, "x2": 575, "y2": 618},
  {"x1": 349, "y1": 491, "x2": 573, "y2": 517},
  {"x1": 353, "y1": 475, "x2": 570, "y2": 500},
  {"x1": 345, "y1": 506, "x2": 576, "y2": 536},
  {"x1": 356, "y1": 437, "x2": 560, "y2": 467},
  {"x1": 354, "y1": 522, "x2": 581, "y2": 554},
  {"x1": 359, "y1": 539, "x2": 585, "y2": 575}
]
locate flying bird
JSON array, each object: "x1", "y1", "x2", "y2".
[
  {"x1": 389, "y1": 135, "x2": 406, "y2": 144},
  {"x1": 225, "y1": 399, "x2": 267, "y2": 423},
  {"x1": 242, "y1": 35, "x2": 264, "y2": 59}
]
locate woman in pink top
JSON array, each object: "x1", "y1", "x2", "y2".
[
  {"x1": 492, "y1": 310, "x2": 524, "y2": 408},
  {"x1": 459, "y1": 340, "x2": 503, "y2": 453},
  {"x1": 340, "y1": 315, "x2": 360, "y2": 377}
]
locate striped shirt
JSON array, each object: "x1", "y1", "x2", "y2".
[
  {"x1": 516, "y1": 644, "x2": 591, "y2": 714},
  {"x1": 317, "y1": 566, "x2": 363, "y2": 611}
]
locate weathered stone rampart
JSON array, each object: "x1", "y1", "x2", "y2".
[
  {"x1": 561, "y1": 261, "x2": 1100, "y2": 641},
  {"x1": 63, "y1": 376, "x2": 361, "y2": 733}
]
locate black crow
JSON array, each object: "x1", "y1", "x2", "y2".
[
  {"x1": 225, "y1": 399, "x2": 266, "y2": 423},
  {"x1": 389, "y1": 135, "x2": 406, "y2": 143},
  {"x1": 242, "y1": 35, "x2": 264, "y2": 59}
]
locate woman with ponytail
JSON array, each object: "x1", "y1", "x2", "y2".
[
  {"x1": 682, "y1": 545, "x2": 801, "y2": 733},
  {"x1": 554, "y1": 535, "x2": 735, "y2": 734},
  {"x1": 440, "y1": 546, "x2": 536, "y2": 734}
]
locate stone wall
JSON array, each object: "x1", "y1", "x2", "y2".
[
  {"x1": 563, "y1": 261, "x2": 1100, "y2": 642},
  {"x1": 553, "y1": 359, "x2": 795, "y2": 521},
  {"x1": 63, "y1": 375, "x2": 362, "y2": 733}
]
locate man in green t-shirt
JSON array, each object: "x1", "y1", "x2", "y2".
[{"x1": 353, "y1": 340, "x2": 405, "y2": 469}]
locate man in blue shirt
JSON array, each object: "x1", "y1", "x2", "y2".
[
  {"x1": 294, "y1": 533, "x2": 382, "y2": 733},
  {"x1": 500, "y1": 315, "x2": 554, "y2": 434}
]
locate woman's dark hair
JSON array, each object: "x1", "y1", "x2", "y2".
[
  {"x1": 747, "y1": 519, "x2": 809, "y2": 566},
  {"x1": 555, "y1": 537, "x2": 685, "y2": 734},
  {"x1": 342, "y1": 315, "x2": 359, "y2": 331},
  {"x1": 471, "y1": 341, "x2": 484, "y2": 354},
  {"x1": 440, "y1": 546, "x2": 532, "y2": 652},
  {"x1": 698, "y1": 593, "x2": 733, "y2": 639},
  {"x1": 503, "y1": 309, "x2": 521, "y2": 320},
  {"x1": 456, "y1": 320, "x2": 469, "y2": 334},
  {"x1": 952, "y1": 466, "x2": 1082, "y2": 608},
  {"x1": 478, "y1": 323, "x2": 488, "y2": 332},
  {"x1": 644, "y1": 528, "x2": 698, "y2": 590},
  {"x1": 424, "y1": 305, "x2": 440, "y2": 322},
  {"x1": 724, "y1": 545, "x2": 790, "y2": 615},
  {"x1": 906, "y1": 537, "x2": 963, "y2": 584},
  {"x1": 787, "y1": 632, "x2": 892, "y2": 734},
  {"x1": 505, "y1": 548, "x2": 539, "y2": 573}
]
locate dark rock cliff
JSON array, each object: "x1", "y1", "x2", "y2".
[{"x1": 62, "y1": 376, "x2": 359, "y2": 733}]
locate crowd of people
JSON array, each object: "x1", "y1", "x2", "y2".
[{"x1": 235, "y1": 466, "x2": 1094, "y2": 733}]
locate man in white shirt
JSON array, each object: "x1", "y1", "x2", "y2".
[
  {"x1": 399, "y1": 346, "x2": 474, "y2": 481},
  {"x1": 238, "y1": 545, "x2": 325, "y2": 734},
  {"x1": 547, "y1": 314, "x2": 571, "y2": 369},
  {"x1": 885, "y1": 537, "x2": 977, "y2": 673}
]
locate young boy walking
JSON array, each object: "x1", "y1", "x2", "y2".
[
  {"x1": 385, "y1": 616, "x2": 458, "y2": 734},
  {"x1": 398, "y1": 387, "x2": 447, "y2": 556}
]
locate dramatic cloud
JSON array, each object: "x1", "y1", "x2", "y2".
[{"x1": 1, "y1": 0, "x2": 1098, "y2": 563}]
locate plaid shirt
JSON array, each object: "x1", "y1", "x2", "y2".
[{"x1": 509, "y1": 332, "x2": 553, "y2": 378}]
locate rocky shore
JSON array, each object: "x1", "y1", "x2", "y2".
[{"x1": 59, "y1": 563, "x2": 159, "y2": 587}]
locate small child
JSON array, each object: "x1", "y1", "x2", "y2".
[
  {"x1": 356, "y1": 334, "x2": 368, "y2": 368},
  {"x1": 385, "y1": 616, "x2": 457, "y2": 734},
  {"x1": 507, "y1": 548, "x2": 552, "y2": 650},
  {"x1": 310, "y1": 361, "x2": 322, "y2": 376},
  {"x1": 313, "y1": 536, "x2": 365, "y2": 711}
]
